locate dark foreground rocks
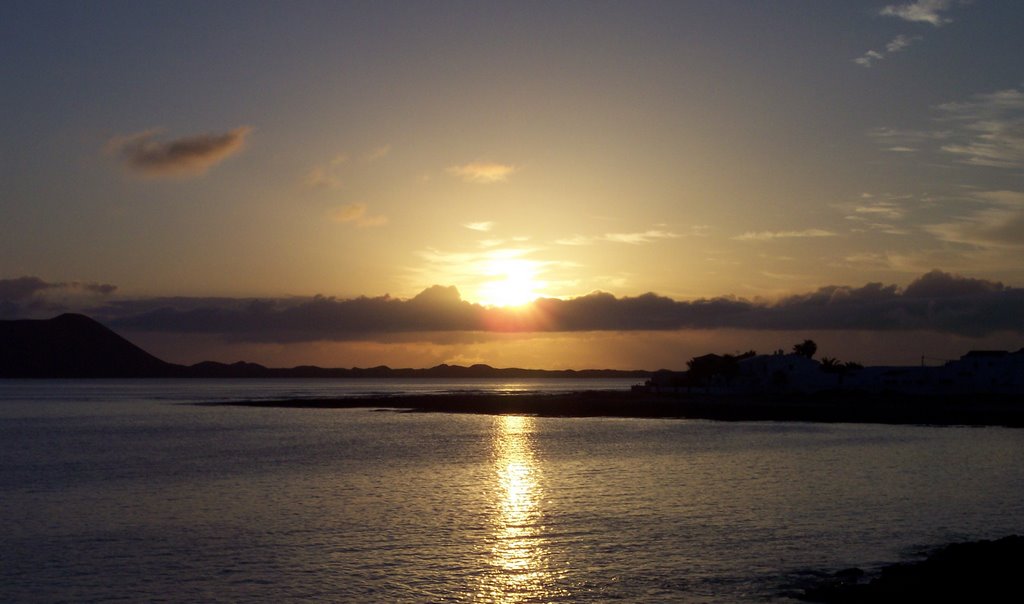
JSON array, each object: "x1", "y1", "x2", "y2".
[{"x1": 800, "y1": 535, "x2": 1024, "y2": 602}]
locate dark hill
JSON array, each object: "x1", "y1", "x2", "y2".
[
  {"x1": 0, "y1": 313, "x2": 182, "y2": 378},
  {"x1": 0, "y1": 314, "x2": 651, "y2": 379}
]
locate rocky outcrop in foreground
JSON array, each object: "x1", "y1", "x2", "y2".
[{"x1": 800, "y1": 535, "x2": 1024, "y2": 602}]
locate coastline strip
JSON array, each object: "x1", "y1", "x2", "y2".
[{"x1": 199, "y1": 391, "x2": 1024, "y2": 427}]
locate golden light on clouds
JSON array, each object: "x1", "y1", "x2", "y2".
[
  {"x1": 329, "y1": 202, "x2": 387, "y2": 227},
  {"x1": 365, "y1": 144, "x2": 391, "y2": 161},
  {"x1": 448, "y1": 162, "x2": 518, "y2": 184},
  {"x1": 732, "y1": 228, "x2": 838, "y2": 241},
  {"x1": 413, "y1": 246, "x2": 557, "y2": 307},
  {"x1": 304, "y1": 154, "x2": 347, "y2": 189},
  {"x1": 464, "y1": 221, "x2": 495, "y2": 232}
]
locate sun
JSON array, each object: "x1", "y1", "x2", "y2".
[{"x1": 476, "y1": 258, "x2": 543, "y2": 307}]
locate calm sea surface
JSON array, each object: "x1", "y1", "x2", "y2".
[{"x1": 3, "y1": 379, "x2": 1024, "y2": 602}]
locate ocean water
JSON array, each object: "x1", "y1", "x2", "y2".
[{"x1": 3, "y1": 380, "x2": 1024, "y2": 602}]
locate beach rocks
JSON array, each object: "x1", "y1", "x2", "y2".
[{"x1": 800, "y1": 535, "x2": 1024, "y2": 602}]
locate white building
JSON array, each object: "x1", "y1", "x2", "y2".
[
  {"x1": 636, "y1": 348, "x2": 1024, "y2": 396},
  {"x1": 938, "y1": 350, "x2": 1024, "y2": 394},
  {"x1": 734, "y1": 353, "x2": 833, "y2": 394}
]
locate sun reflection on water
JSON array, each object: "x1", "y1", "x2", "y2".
[{"x1": 477, "y1": 415, "x2": 554, "y2": 602}]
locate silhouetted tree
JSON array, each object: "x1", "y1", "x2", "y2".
[
  {"x1": 819, "y1": 356, "x2": 864, "y2": 386},
  {"x1": 820, "y1": 356, "x2": 840, "y2": 373},
  {"x1": 686, "y1": 354, "x2": 725, "y2": 386},
  {"x1": 792, "y1": 339, "x2": 817, "y2": 359},
  {"x1": 685, "y1": 350, "x2": 757, "y2": 387}
]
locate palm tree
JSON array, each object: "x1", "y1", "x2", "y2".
[
  {"x1": 792, "y1": 339, "x2": 817, "y2": 359},
  {"x1": 820, "y1": 356, "x2": 840, "y2": 373}
]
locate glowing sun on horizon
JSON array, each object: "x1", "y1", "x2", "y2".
[{"x1": 476, "y1": 258, "x2": 544, "y2": 307}]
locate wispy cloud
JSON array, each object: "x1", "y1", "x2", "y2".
[
  {"x1": 854, "y1": 34, "x2": 921, "y2": 68},
  {"x1": 939, "y1": 88, "x2": 1024, "y2": 114},
  {"x1": 464, "y1": 221, "x2": 494, "y2": 232},
  {"x1": 926, "y1": 210, "x2": 1024, "y2": 248},
  {"x1": 867, "y1": 88, "x2": 1024, "y2": 169},
  {"x1": 886, "y1": 33, "x2": 921, "y2": 52},
  {"x1": 554, "y1": 235, "x2": 593, "y2": 246},
  {"x1": 416, "y1": 246, "x2": 537, "y2": 271},
  {"x1": 733, "y1": 229, "x2": 838, "y2": 241},
  {"x1": 366, "y1": 145, "x2": 391, "y2": 162},
  {"x1": 842, "y1": 198, "x2": 912, "y2": 235},
  {"x1": 936, "y1": 88, "x2": 1024, "y2": 169},
  {"x1": 556, "y1": 226, "x2": 693, "y2": 246},
  {"x1": 973, "y1": 190, "x2": 1024, "y2": 206},
  {"x1": 867, "y1": 127, "x2": 950, "y2": 147},
  {"x1": 854, "y1": 50, "x2": 885, "y2": 68},
  {"x1": 603, "y1": 230, "x2": 682, "y2": 244},
  {"x1": 330, "y1": 202, "x2": 388, "y2": 227},
  {"x1": 448, "y1": 162, "x2": 517, "y2": 184},
  {"x1": 106, "y1": 126, "x2": 251, "y2": 178},
  {"x1": 855, "y1": 0, "x2": 965, "y2": 68},
  {"x1": 304, "y1": 154, "x2": 348, "y2": 189},
  {"x1": 851, "y1": 200, "x2": 907, "y2": 221},
  {"x1": 842, "y1": 252, "x2": 895, "y2": 269},
  {"x1": 880, "y1": 0, "x2": 957, "y2": 26},
  {"x1": 925, "y1": 190, "x2": 1024, "y2": 249},
  {"x1": 847, "y1": 222, "x2": 912, "y2": 236}
]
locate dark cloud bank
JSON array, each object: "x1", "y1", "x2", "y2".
[
  {"x1": 3, "y1": 270, "x2": 1017, "y2": 342},
  {"x1": 0, "y1": 277, "x2": 117, "y2": 318}
]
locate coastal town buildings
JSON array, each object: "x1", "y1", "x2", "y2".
[{"x1": 639, "y1": 348, "x2": 1024, "y2": 396}]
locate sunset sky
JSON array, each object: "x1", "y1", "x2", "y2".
[{"x1": 3, "y1": 1, "x2": 1024, "y2": 369}]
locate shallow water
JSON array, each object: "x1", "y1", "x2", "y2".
[{"x1": 3, "y1": 380, "x2": 1023, "y2": 602}]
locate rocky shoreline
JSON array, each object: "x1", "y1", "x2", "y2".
[
  {"x1": 202, "y1": 390, "x2": 1024, "y2": 427},
  {"x1": 796, "y1": 535, "x2": 1024, "y2": 602}
]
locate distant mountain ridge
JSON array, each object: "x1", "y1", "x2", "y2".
[{"x1": 0, "y1": 314, "x2": 650, "y2": 379}]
